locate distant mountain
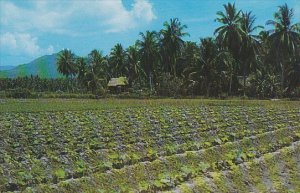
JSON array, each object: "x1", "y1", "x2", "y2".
[
  {"x1": 0, "y1": 65, "x2": 16, "y2": 71},
  {"x1": 0, "y1": 53, "x2": 64, "y2": 79}
]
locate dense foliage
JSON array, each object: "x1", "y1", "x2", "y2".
[{"x1": 1, "y1": 3, "x2": 299, "y2": 98}]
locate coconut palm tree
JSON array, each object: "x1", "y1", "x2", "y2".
[
  {"x1": 199, "y1": 38, "x2": 219, "y2": 96},
  {"x1": 88, "y1": 49, "x2": 106, "y2": 77},
  {"x1": 57, "y1": 49, "x2": 77, "y2": 92},
  {"x1": 182, "y1": 41, "x2": 199, "y2": 68},
  {"x1": 266, "y1": 3, "x2": 300, "y2": 93},
  {"x1": 160, "y1": 18, "x2": 189, "y2": 77},
  {"x1": 76, "y1": 57, "x2": 88, "y2": 89},
  {"x1": 181, "y1": 41, "x2": 200, "y2": 94},
  {"x1": 126, "y1": 44, "x2": 145, "y2": 85},
  {"x1": 89, "y1": 50, "x2": 103, "y2": 65},
  {"x1": 257, "y1": 30, "x2": 280, "y2": 76},
  {"x1": 240, "y1": 11, "x2": 262, "y2": 95},
  {"x1": 184, "y1": 39, "x2": 211, "y2": 95},
  {"x1": 258, "y1": 30, "x2": 271, "y2": 59},
  {"x1": 214, "y1": 3, "x2": 244, "y2": 95},
  {"x1": 110, "y1": 43, "x2": 127, "y2": 77},
  {"x1": 57, "y1": 49, "x2": 77, "y2": 78},
  {"x1": 85, "y1": 49, "x2": 107, "y2": 93},
  {"x1": 214, "y1": 3, "x2": 243, "y2": 58},
  {"x1": 137, "y1": 30, "x2": 160, "y2": 90}
]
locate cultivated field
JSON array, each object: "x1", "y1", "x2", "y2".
[{"x1": 0, "y1": 99, "x2": 299, "y2": 192}]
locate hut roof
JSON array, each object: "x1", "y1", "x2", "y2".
[{"x1": 107, "y1": 77, "x2": 128, "y2": 87}]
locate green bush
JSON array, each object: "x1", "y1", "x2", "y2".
[
  {"x1": 156, "y1": 73, "x2": 183, "y2": 97},
  {"x1": 290, "y1": 87, "x2": 300, "y2": 99},
  {"x1": 6, "y1": 88, "x2": 33, "y2": 98}
]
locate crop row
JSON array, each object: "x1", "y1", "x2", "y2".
[
  {"x1": 18, "y1": 123, "x2": 300, "y2": 192},
  {"x1": 1, "y1": 106, "x2": 298, "y2": 152},
  {"x1": 168, "y1": 141, "x2": 300, "y2": 193},
  {"x1": 0, "y1": 105, "x2": 299, "y2": 191},
  {"x1": 1, "y1": 105, "x2": 299, "y2": 192}
]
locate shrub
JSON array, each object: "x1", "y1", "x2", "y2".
[
  {"x1": 156, "y1": 73, "x2": 183, "y2": 97},
  {"x1": 5, "y1": 88, "x2": 32, "y2": 98}
]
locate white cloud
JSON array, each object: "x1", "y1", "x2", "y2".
[
  {"x1": 1, "y1": 33, "x2": 17, "y2": 49},
  {"x1": 131, "y1": 0, "x2": 157, "y2": 22},
  {"x1": 17, "y1": 33, "x2": 40, "y2": 55},
  {"x1": 0, "y1": 32, "x2": 54, "y2": 56},
  {"x1": 0, "y1": 1, "x2": 67, "y2": 34},
  {"x1": 96, "y1": 0, "x2": 136, "y2": 32},
  {"x1": 0, "y1": 0, "x2": 156, "y2": 59},
  {"x1": 46, "y1": 45, "x2": 54, "y2": 54},
  {"x1": 71, "y1": 0, "x2": 157, "y2": 33},
  {"x1": 0, "y1": 0, "x2": 156, "y2": 34}
]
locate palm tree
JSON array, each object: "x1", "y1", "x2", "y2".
[
  {"x1": 185, "y1": 39, "x2": 215, "y2": 96},
  {"x1": 76, "y1": 57, "x2": 88, "y2": 89},
  {"x1": 201, "y1": 38, "x2": 224, "y2": 96},
  {"x1": 137, "y1": 30, "x2": 160, "y2": 90},
  {"x1": 182, "y1": 41, "x2": 199, "y2": 68},
  {"x1": 258, "y1": 30, "x2": 271, "y2": 59},
  {"x1": 57, "y1": 49, "x2": 77, "y2": 92},
  {"x1": 88, "y1": 49, "x2": 104, "y2": 75},
  {"x1": 160, "y1": 18, "x2": 189, "y2": 77},
  {"x1": 266, "y1": 3, "x2": 300, "y2": 93},
  {"x1": 181, "y1": 41, "x2": 200, "y2": 94},
  {"x1": 86, "y1": 49, "x2": 107, "y2": 93},
  {"x1": 126, "y1": 44, "x2": 145, "y2": 85},
  {"x1": 258, "y1": 30, "x2": 280, "y2": 75},
  {"x1": 214, "y1": 3, "x2": 243, "y2": 58},
  {"x1": 57, "y1": 49, "x2": 77, "y2": 78},
  {"x1": 110, "y1": 43, "x2": 127, "y2": 77},
  {"x1": 214, "y1": 3, "x2": 244, "y2": 95},
  {"x1": 240, "y1": 11, "x2": 262, "y2": 95}
]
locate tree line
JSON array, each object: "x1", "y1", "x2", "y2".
[{"x1": 2, "y1": 3, "x2": 300, "y2": 98}]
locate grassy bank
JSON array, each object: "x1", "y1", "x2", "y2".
[{"x1": 0, "y1": 98, "x2": 299, "y2": 113}]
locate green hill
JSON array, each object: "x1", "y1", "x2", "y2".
[{"x1": 0, "y1": 54, "x2": 64, "y2": 79}]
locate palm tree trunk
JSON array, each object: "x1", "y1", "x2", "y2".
[
  {"x1": 149, "y1": 72, "x2": 153, "y2": 92},
  {"x1": 207, "y1": 82, "x2": 211, "y2": 97},
  {"x1": 280, "y1": 62, "x2": 285, "y2": 94},
  {"x1": 243, "y1": 63, "x2": 246, "y2": 96},
  {"x1": 70, "y1": 77, "x2": 74, "y2": 93},
  {"x1": 173, "y1": 57, "x2": 177, "y2": 78},
  {"x1": 174, "y1": 64, "x2": 177, "y2": 78},
  {"x1": 66, "y1": 75, "x2": 69, "y2": 93},
  {"x1": 229, "y1": 74, "x2": 232, "y2": 96}
]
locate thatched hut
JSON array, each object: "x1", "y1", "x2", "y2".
[{"x1": 107, "y1": 77, "x2": 128, "y2": 93}]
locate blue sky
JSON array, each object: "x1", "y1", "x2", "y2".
[{"x1": 0, "y1": 0, "x2": 299, "y2": 66}]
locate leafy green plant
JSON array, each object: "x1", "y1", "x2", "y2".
[
  {"x1": 74, "y1": 160, "x2": 88, "y2": 178},
  {"x1": 198, "y1": 162, "x2": 210, "y2": 173},
  {"x1": 16, "y1": 171, "x2": 33, "y2": 186},
  {"x1": 53, "y1": 169, "x2": 66, "y2": 183}
]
